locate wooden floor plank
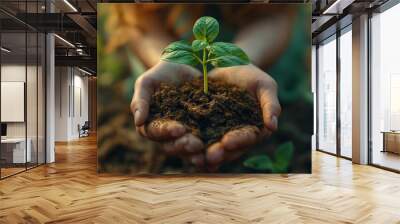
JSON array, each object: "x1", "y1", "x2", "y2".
[{"x1": 0, "y1": 135, "x2": 400, "y2": 223}]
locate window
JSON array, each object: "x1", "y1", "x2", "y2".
[
  {"x1": 317, "y1": 35, "x2": 337, "y2": 154},
  {"x1": 370, "y1": 2, "x2": 400, "y2": 171},
  {"x1": 312, "y1": 45, "x2": 317, "y2": 150},
  {"x1": 339, "y1": 27, "x2": 352, "y2": 158},
  {"x1": 0, "y1": 1, "x2": 47, "y2": 179}
]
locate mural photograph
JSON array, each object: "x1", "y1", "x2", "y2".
[{"x1": 97, "y1": 3, "x2": 312, "y2": 174}]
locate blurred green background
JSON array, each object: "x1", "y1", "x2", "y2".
[{"x1": 97, "y1": 4, "x2": 312, "y2": 174}]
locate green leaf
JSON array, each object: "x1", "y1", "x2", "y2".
[
  {"x1": 243, "y1": 155, "x2": 274, "y2": 171},
  {"x1": 163, "y1": 40, "x2": 193, "y2": 52},
  {"x1": 192, "y1": 40, "x2": 208, "y2": 52},
  {"x1": 193, "y1": 16, "x2": 219, "y2": 42},
  {"x1": 273, "y1": 142, "x2": 294, "y2": 172},
  {"x1": 209, "y1": 42, "x2": 250, "y2": 67},
  {"x1": 161, "y1": 40, "x2": 199, "y2": 67}
]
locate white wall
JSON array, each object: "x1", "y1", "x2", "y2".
[
  {"x1": 72, "y1": 73, "x2": 89, "y2": 138},
  {"x1": 1, "y1": 65, "x2": 26, "y2": 140},
  {"x1": 55, "y1": 67, "x2": 69, "y2": 141},
  {"x1": 54, "y1": 67, "x2": 89, "y2": 141},
  {"x1": 1, "y1": 82, "x2": 25, "y2": 122},
  {"x1": 1, "y1": 65, "x2": 35, "y2": 138},
  {"x1": 1, "y1": 64, "x2": 46, "y2": 164}
]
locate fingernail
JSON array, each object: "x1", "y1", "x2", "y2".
[
  {"x1": 207, "y1": 144, "x2": 224, "y2": 164},
  {"x1": 134, "y1": 110, "x2": 141, "y2": 125},
  {"x1": 271, "y1": 116, "x2": 278, "y2": 130}
]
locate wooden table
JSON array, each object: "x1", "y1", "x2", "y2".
[{"x1": 381, "y1": 131, "x2": 400, "y2": 154}]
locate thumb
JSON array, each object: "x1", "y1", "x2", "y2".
[
  {"x1": 130, "y1": 75, "x2": 153, "y2": 126},
  {"x1": 257, "y1": 81, "x2": 281, "y2": 131}
]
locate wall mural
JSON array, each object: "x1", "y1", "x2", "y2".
[{"x1": 97, "y1": 3, "x2": 312, "y2": 174}]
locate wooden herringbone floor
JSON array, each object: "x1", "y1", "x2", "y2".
[{"x1": 1, "y1": 135, "x2": 400, "y2": 224}]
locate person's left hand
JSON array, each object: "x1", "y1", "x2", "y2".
[
  {"x1": 205, "y1": 64, "x2": 281, "y2": 171},
  {"x1": 131, "y1": 61, "x2": 206, "y2": 167}
]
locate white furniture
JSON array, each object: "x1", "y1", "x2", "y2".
[{"x1": 1, "y1": 138, "x2": 31, "y2": 163}]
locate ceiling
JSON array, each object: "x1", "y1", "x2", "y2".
[
  {"x1": 311, "y1": 0, "x2": 390, "y2": 44},
  {"x1": 0, "y1": 0, "x2": 97, "y2": 74},
  {"x1": 0, "y1": 0, "x2": 394, "y2": 74}
]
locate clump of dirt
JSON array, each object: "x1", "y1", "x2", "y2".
[{"x1": 147, "y1": 79, "x2": 263, "y2": 145}]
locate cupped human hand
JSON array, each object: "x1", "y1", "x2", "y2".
[
  {"x1": 205, "y1": 64, "x2": 281, "y2": 171},
  {"x1": 131, "y1": 62, "x2": 281, "y2": 170},
  {"x1": 131, "y1": 61, "x2": 206, "y2": 167}
]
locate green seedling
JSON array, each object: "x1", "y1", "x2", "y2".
[
  {"x1": 161, "y1": 16, "x2": 250, "y2": 94},
  {"x1": 243, "y1": 142, "x2": 294, "y2": 173}
]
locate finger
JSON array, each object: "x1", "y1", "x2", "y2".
[
  {"x1": 208, "y1": 65, "x2": 259, "y2": 96},
  {"x1": 137, "y1": 125, "x2": 147, "y2": 138},
  {"x1": 175, "y1": 63, "x2": 203, "y2": 81},
  {"x1": 145, "y1": 119, "x2": 186, "y2": 141},
  {"x1": 209, "y1": 65, "x2": 282, "y2": 131},
  {"x1": 189, "y1": 154, "x2": 205, "y2": 167},
  {"x1": 221, "y1": 126, "x2": 261, "y2": 151},
  {"x1": 257, "y1": 80, "x2": 281, "y2": 131},
  {"x1": 208, "y1": 67, "x2": 225, "y2": 79},
  {"x1": 162, "y1": 135, "x2": 188, "y2": 155},
  {"x1": 208, "y1": 67, "x2": 243, "y2": 87},
  {"x1": 131, "y1": 75, "x2": 154, "y2": 126},
  {"x1": 183, "y1": 134, "x2": 204, "y2": 154},
  {"x1": 206, "y1": 143, "x2": 224, "y2": 166},
  {"x1": 162, "y1": 133, "x2": 204, "y2": 155},
  {"x1": 224, "y1": 151, "x2": 245, "y2": 162}
]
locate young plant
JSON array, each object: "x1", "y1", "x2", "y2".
[
  {"x1": 243, "y1": 142, "x2": 294, "y2": 173},
  {"x1": 161, "y1": 16, "x2": 250, "y2": 94}
]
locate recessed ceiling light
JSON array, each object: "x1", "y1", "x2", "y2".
[
  {"x1": 54, "y1": 34, "x2": 75, "y2": 48},
  {"x1": 322, "y1": 0, "x2": 353, "y2": 15},
  {"x1": 63, "y1": 0, "x2": 78, "y2": 12},
  {"x1": 78, "y1": 67, "x2": 93, "y2": 76},
  {"x1": 1, "y1": 47, "x2": 11, "y2": 53}
]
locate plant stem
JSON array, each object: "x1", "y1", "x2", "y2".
[{"x1": 202, "y1": 48, "x2": 208, "y2": 94}]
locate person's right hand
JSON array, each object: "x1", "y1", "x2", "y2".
[{"x1": 131, "y1": 61, "x2": 206, "y2": 167}]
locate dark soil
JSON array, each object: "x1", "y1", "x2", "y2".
[{"x1": 147, "y1": 79, "x2": 263, "y2": 145}]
